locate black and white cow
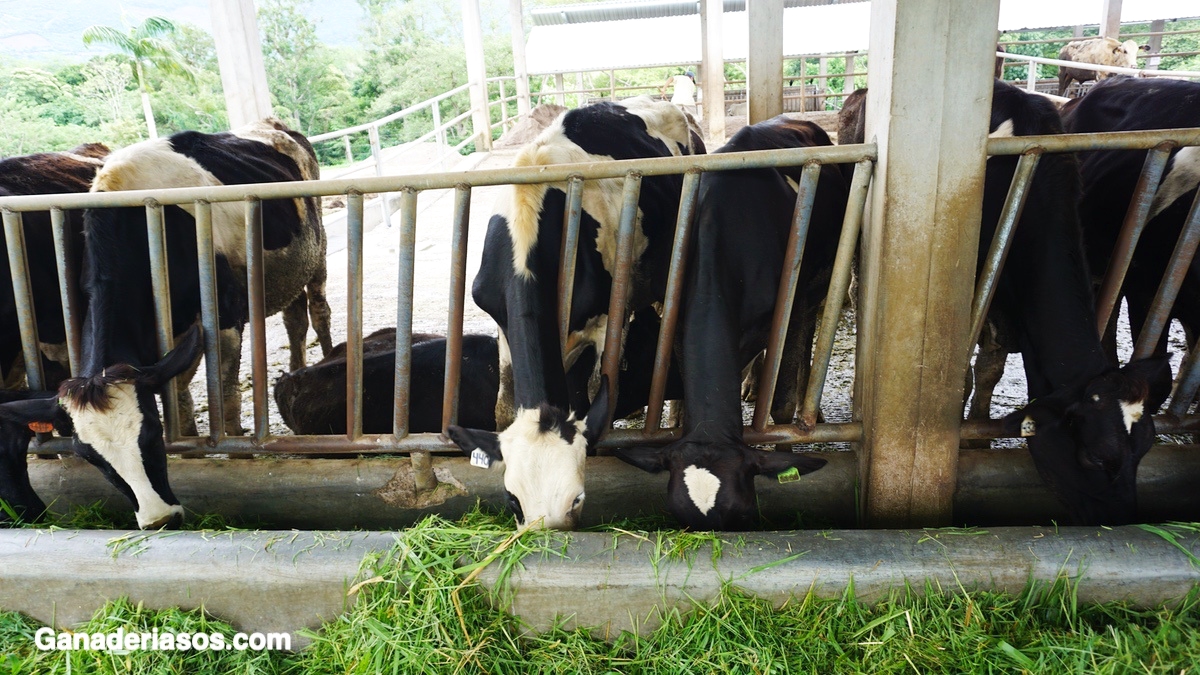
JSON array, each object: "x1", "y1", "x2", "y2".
[
  {"x1": 842, "y1": 81, "x2": 1174, "y2": 525},
  {"x1": 28, "y1": 119, "x2": 334, "y2": 528},
  {"x1": 613, "y1": 117, "x2": 845, "y2": 530},
  {"x1": 1, "y1": 143, "x2": 109, "y2": 389},
  {"x1": 1062, "y1": 77, "x2": 1200, "y2": 359},
  {"x1": 446, "y1": 98, "x2": 703, "y2": 529},
  {"x1": 0, "y1": 325, "x2": 202, "y2": 528}
]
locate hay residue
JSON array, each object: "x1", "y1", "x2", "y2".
[{"x1": 374, "y1": 465, "x2": 468, "y2": 509}]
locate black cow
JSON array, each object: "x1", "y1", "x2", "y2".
[
  {"x1": 29, "y1": 119, "x2": 333, "y2": 529},
  {"x1": 446, "y1": 97, "x2": 703, "y2": 530},
  {"x1": 0, "y1": 390, "x2": 59, "y2": 522},
  {"x1": 841, "y1": 81, "x2": 1173, "y2": 524},
  {"x1": 1062, "y1": 78, "x2": 1200, "y2": 359},
  {"x1": 1, "y1": 144, "x2": 109, "y2": 389},
  {"x1": 612, "y1": 117, "x2": 844, "y2": 530}
]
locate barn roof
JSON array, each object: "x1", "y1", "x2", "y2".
[{"x1": 525, "y1": 0, "x2": 1200, "y2": 75}]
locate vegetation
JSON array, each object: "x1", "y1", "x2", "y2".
[{"x1": 0, "y1": 507, "x2": 1198, "y2": 672}]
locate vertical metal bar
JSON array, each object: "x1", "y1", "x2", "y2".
[
  {"x1": 499, "y1": 79, "x2": 509, "y2": 126},
  {"x1": 194, "y1": 200, "x2": 224, "y2": 443},
  {"x1": 343, "y1": 135, "x2": 353, "y2": 166},
  {"x1": 346, "y1": 192, "x2": 365, "y2": 440},
  {"x1": 967, "y1": 151, "x2": 1041, "y2": 350},
  {"x1": 557, "y1": 176, "x2": 585, "y2": 355},
  {"x1": 1169, "y1": 343, "x2": 1200, "y2": 417},
  {"x1": 599, "y1": 173, "x2": 644, "y2": 419},
  {"x1": 245, "y1": 198, "x2": 269, "y2": 443},
  {"x1": 3, "y1": 209, "x2": 44, "y2": 391},
  {"x1": 393, "y1": 189, "x2": 418, "y2": 439},
  {"x1": 368, "y1": 125, "x2": 393, "y2": 226},
  {"x1": 1026, "y1": 61, "x2": 1038, "y2": 91},
  {"x1": 801, "y1": 159, "x2": 873, "y2": 428},
  {"x1": 610, "y1": 69, "x2": 616, "y2": 100},
  {"x1": 145, "y1": 201, "x2": 180, "y2": 441},
  {"x1": 432, "y1": 103, "x2": 446, "y2": 161},
  {"x1": 442, "y1": 185, "x2": 472, "y2": 434},
  {"x1": 645, "y1": 170, "x2": 701, "y2": 430},
  {"x1": 751, "y1": 162, "x2": 822, "y2": 432},
  {"x1": 1096, "y1": 144, "x2": 1173, "y2": 336},
  {"x1": 50, "y1": 207, "x2": 83, "y2": 377},
  {"x1": 1132, "y1": 187, "x2": 1200, "y2": 360}
]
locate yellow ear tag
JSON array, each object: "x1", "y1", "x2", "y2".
[
  {"x1": 27, "y1": 422, "x2": 53, "y2": 433},
  {"x1": 777, "y1": 466, "x2": 801, "y2": 484}
]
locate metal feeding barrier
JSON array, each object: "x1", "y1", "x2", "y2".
[{"x1": 4, "y1": 126, "x2": 1200, "y2": 478}]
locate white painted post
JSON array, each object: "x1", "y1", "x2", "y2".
[
  {"x1": 855, "y1": 0, "x2": 1001, "y2": 527},
  {"x1": 462, "y1": 0, "x2": 492, "y2": 151},
  {"x1": 1026, "y1": 61, "x2": 1038, "y2": 92},
  {"x1": 610, "y1": 69, "x2": 617, "y2": 100},
  {"x1": 844, "y1": 53, "x2": 856, "y2": 95},
  {"x1": 499, "y1": 79, "x2": 509, "y2": 126},
  {"x1": 368, "y1": 125, "x2": 392, "y2": 225},
  {"x1": 432, "y1": 103, "x2": 446, "y2": 161},
  {"x1": 1073, "y1": 25, "x2": 1085, "y2": 38},
  {"x1": 747, "y1": 0, "x2": 784, "y2": 123},
  {"x1": 1101, "y1": 0, "x2": 1122, "y2": 39},
  {"x1": 702, "y1": 0, "x2": 726, "y2": 143},
  {"x1": 555, "y1": 73, "x2": 566, "y2": 106},
  {"x1": 508, "y1": 0, "x2": 532, "y2": 116},
  {"x1": 1147, "y1": 19, "x2": 1165, "y2": 70},
  {"x1": 817, "y1": 57, "x2": 828, "y2": 110},
  {"x1": 210, "y1": 0, "x2": 273, "y2": 129},
  {"x1": 343, "y1": 135, "x2": 353, "y2": 165}
]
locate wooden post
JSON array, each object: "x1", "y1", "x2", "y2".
[
  {"x1": 210, "y1": 0, "x2": 273, "y2": 128},
  {"x1": 1101, "y1": 0, "x2": 1122, "y2": 39},
  {"x1": 508, "y1": 0, "x2": 532, "y2": 115},
  {"x1": 1147, "y1": 19, "x2": 1165, "y2": 70},
  {"x1": 855, "y1": 0, "x2": 1000, "y2": 527},
  {"x1": 702, "y1": 0, "x2": 726, "y2": 143},
  {"x1": 747, "y1": 0, "x2": 783, "y2": 123},
  {"x1": 462, "y1": 0, "x2": 492, "y2": 151}
]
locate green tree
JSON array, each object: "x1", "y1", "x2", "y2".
[
  {"x1": 258, "y1": 0, "x2": 356, "y2": 135},
  {"x1": 81, "y1": 16, "x2": 195, "y2": 139}
]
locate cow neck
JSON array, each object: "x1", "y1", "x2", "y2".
[
  {"x1": 505, "y1": 275, "x2": 571, "y2": 411},
  {"x1": 676, "y1": 280, "x2": 748, "y2": 444},
  {"x1": 79, "y1": 208, "x2": 157, "y2": 376}
]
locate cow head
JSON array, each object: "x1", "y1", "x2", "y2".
[
  {"x1": 614, "y1": 442, "x2": 826, "y2": 530},
  {"x1": 1004, "y1": 355, "x2": 1172, "y2": 525},
  {"x1": 0, "y1": 392, "x2": 70, "y2": 523},
  {"x1": 1116, "y1": 40, "x2": 1143, "y2": 68},
  {"x1": 55, "y1": 325, "x2": 203, "y2": 529},
  {"x1": 448, "y1": 377, "x2": 610, "y2": 530}
]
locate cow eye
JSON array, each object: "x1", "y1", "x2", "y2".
[
  {"x1": 505, "y1": 490, "x2": 524, "y2": 523},
  {"x1": 1092, "y1": 394, "x2": 1101, "y2": 402},
  {"x1": 572, "y1": 492, "x2": 585, "y2": 509}
]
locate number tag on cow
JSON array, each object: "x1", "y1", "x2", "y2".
[{"x1": 470, "y1": 448, "x2": 492, "y2": 469}]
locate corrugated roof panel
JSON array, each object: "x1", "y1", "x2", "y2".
[{"x1": 529, "y1": 0, "x2": 868, "y2": 26}]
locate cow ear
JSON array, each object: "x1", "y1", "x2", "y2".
[
  {"x1": 748, "y1": 448, "x2": 827, "y2": 477},
  {"x1": 1121, "y1": 354, "x2": 1173, "y2": 413},
  {"x1": 143, "y1": 324, "x2": 204, "y2": 389},
  {"x1": 612, "y1": 446, "x2": 669, "y2": 473},
  {"x1": 0, "y1": 396, "x2": 64, "y2": 430},
  {"x1": 582, "y1": 375, "x2": 611, "y2": 450},
  {"x1": 447, "y1": 425, "x2": 502, "y2": 463}
]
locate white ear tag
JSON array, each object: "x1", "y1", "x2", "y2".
[
  {"x1": 1020, "y1": 416, "x2": 1036, "y2": 438},
  {"x1": 470, "y1": 448, "x2": 492, "y2": 469}
]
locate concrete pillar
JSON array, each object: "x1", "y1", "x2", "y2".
[
  {"x1": 1101, "y1": 0, "x2": 1122, "y2": 39},
  {"x1": 702, "y1": 0, "x2": 726, "y2": 143},
  {"x1": 508, "y1": 0, "x2": 532, "y2": 115},
  {"x1": 746, "y1": 0, "x2": 783, "y2": 123},
  {"x1": 1147, "y1": 19, "x2": 1165, "y2": 70},
  {"x1": 843, "y1": 53, "x2": 856, "y2": 95},
  {"x1": 462, "y1": 0, "x2": 492, "y2": 151},
  {"x1": 1073, "y1": 25, "x2": 1085, "y2": 38},
  {"x1": 210, "y1": 0, "x2": 273, "y2": 129},
  {"x1": 817, "y1": 57, "x2": 828, "y2": 109},
  {"x1": 855, "y1": 0, "x2": 1000, "y2": 527},
  {"x1": 554, "y1": 73, "x2": 565, "y2": 106}
]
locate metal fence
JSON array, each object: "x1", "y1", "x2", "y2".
[{"x1": 4, "y1": 126, "x2": 1200, "y2": 479}]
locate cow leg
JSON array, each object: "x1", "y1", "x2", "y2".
[
  {"x1": 1058, "y1": 72, "x2": 1071, "y2": 97},
  {"x1": 307, "y1": 273, "x2": 333, "y2": 358},
  {"x1": 962, "y1": 328, "x2": 1008, "y2": 449},
  {"x1": 495, "y1": 331, "x2": 515, "y2": 430},
  {"x1": 283, "y1": 292, "x2": 311, "y2": 372},
  {"x1": 773, "y1": 314, "x2": 817, "y2": 430},
  {"x1": 219, "y1": 327, "x2": 246, "y2": 436},
  {"x1": 741, "y1": 351, "x2": 764, "y2": 402}
]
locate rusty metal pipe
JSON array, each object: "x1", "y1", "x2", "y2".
[
  {"x1": 2, "y1": 209, "x2": 44, "y2": 391},
  {"x1": 244, "y1": 198, "x2": 269, "y2": 443},
  {"x1": 599, "y1": 173, "x2": 643, "y2": 425},
  {"x1": 194, "y1": 201, "x2": 224, "y2": 443},
  {"x1": 145, "y1": 202, "x2": 180, "y2": 441},
  {"x1": 801, "y1": 159, "x2": 873, "y2": 428},
  {"x1": 50, "y1": 208, "x2": 82, "y2": 378},
  {"x1": 442, "y1": 185, "x2": 472, "y2": 433},
  {"x1": 557, "y1": 177, "x2": 584, "y2": 357},
  {"x1": 1169, "y1": 344, "x2": 1200, "y2": 418},
  {"x1": 393, "y1": 189, "x2": 418, "y2": 439},
  {"x1": 1095, "y1": 145, "x2": 1173, "y2": 337},
  {"x1": 989, "y1": 129, "x2": 1199, "y2": 157},
  {"x1": 968, "y1": 151, "x2": 1041, "y2": 351},
  {"x1": 645, "y1": 170, "x2": 701, "y2": 430},
  {"x1": 1132, "y1": 186, "x2": 1200, "y2": 360},
  {"x1": 346, "y1": 192, "x2": 365, "y2": 440},
  {"x1": 752, "y1": 163, "x2": 822, "y2": 431}
]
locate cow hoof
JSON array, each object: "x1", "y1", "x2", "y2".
[{"x1": 142, "y1": 511, "x2": 184, "y2": 530}]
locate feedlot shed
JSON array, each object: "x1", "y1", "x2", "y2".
[{"x1": 4, "y1": 1, "x2": 1200, "y2": 639}]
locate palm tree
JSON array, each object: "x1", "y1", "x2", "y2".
[{"x1": 82, "y1": 17, "x2": 195, "y2": 139}]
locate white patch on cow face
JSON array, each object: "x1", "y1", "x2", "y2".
[
  {"x1": 1149, "y1": 146, "x2": 1200, "y2": 222},
  {"x1": 1020, "y1": 416, "x2": 1036, "y2": 437},
  {"x1": 497, "y1": 407, "x2": 589, "y2": 530},
  {"x1": 989, "y1": 119, "x2": 1015, "y2": 139},
  {"x1": 62, "y1": 383, "x2": 181, "y2": 529},
  {"x1": 92, "y1": 138, "x2": 246, "y2": 267},
  {"x1": 1120, "y1": 399, "x2": 1144, "y2": 433},
  {"x1": 682, "y1": 465, "x2": 721, "y2": 515}
]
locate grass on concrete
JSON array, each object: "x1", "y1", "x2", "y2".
[{"x1": 2, "y1": 507, "x2": 1200, "y2": 673}]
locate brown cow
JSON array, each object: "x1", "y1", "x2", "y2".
[{"x1": 1058, "y1": 37, "x2": 1146, "y2": 95}]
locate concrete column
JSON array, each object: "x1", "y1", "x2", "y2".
[
  {"x1": 855, "y1": 0, "x2": 1000, "y2": 527},
  {"x1": 746, "y1": 0, "x2": 783, "y2": 123},
  {"x1": 508, "y1": 0, "x2": 532, "y2": 115},
  {"x1": 1147, "y1": 19, "x2": 1165, "y2": 70},
  {"x1": 210, "y1": 0, "x2": 273, "y2": 129},
  {"x1": 817, "y1": 57, "x2": 828, "y2": 109},
  {"x1": 702, "y1": 0, "x2": 726, "y2": 143},
  {"x1": 1101, "y1": 0, "x2": 1122, "y2": 39},
  {"x1": 554, "y1": 73, "x2": 565, "y2": 106},
  {"x1": 844, "y1": 53, "x2": 856, "y2": 95},
  {"x1": 1073, "y1": 25, "x2": 1085, "y2": 38},
  {"x1": 462, "y1": 0, "x2": 492, "y2": 151}
]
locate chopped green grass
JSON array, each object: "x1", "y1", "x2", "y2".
[{"x1": 2, "y1": 508, "x2": 1200, "y2": 673}]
